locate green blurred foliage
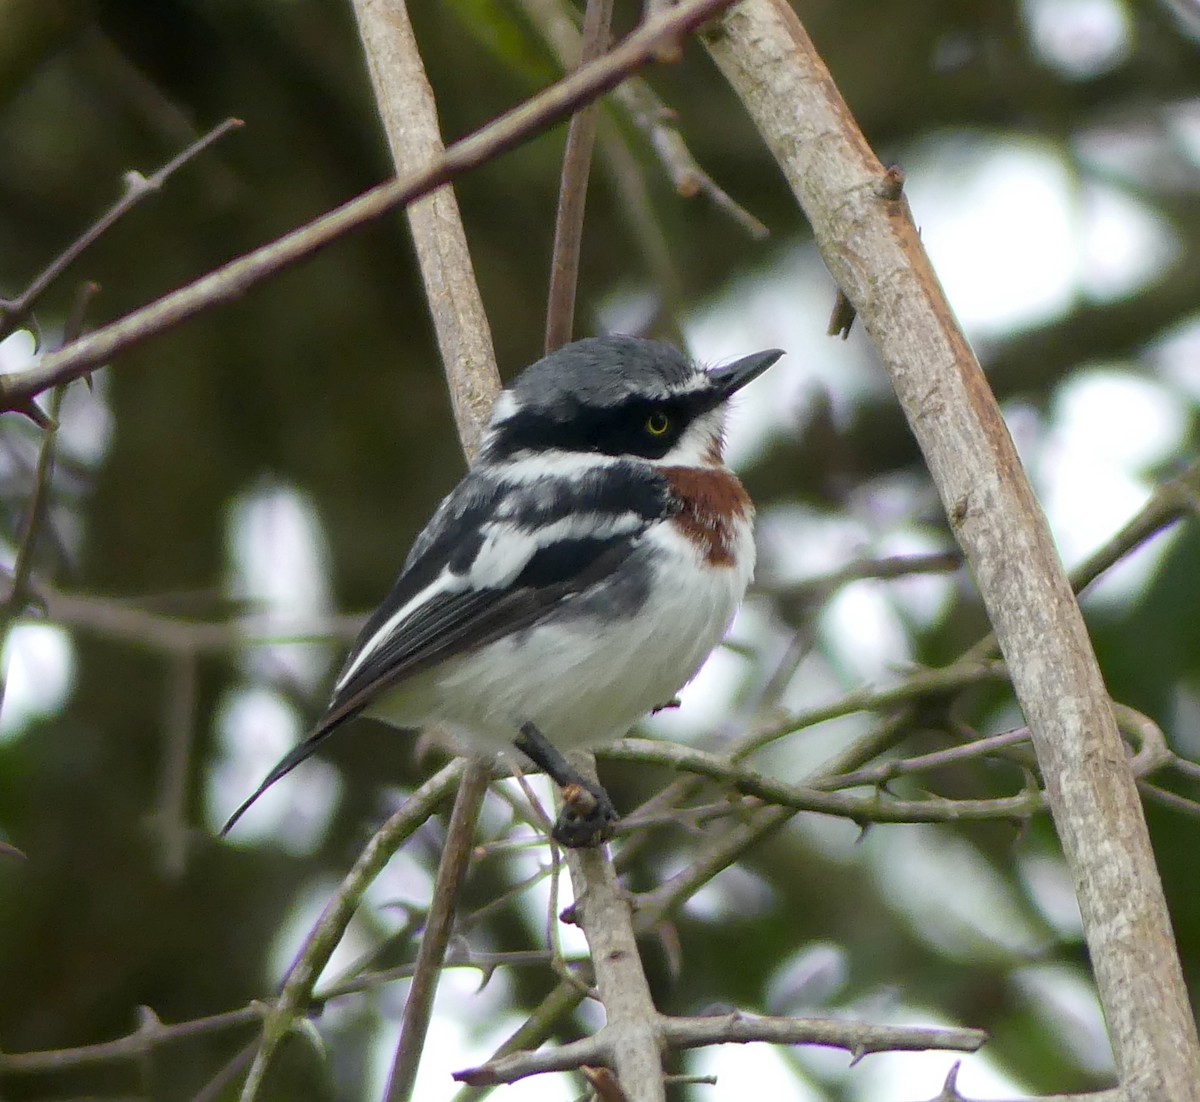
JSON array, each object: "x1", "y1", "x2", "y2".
[{"x1": 0, "y1": 1, "x2": 1198, "y2": 1099}]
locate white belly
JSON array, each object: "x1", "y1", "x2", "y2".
[{"x1": 367, "y1": 517, "x2": 754, "y2": 752}]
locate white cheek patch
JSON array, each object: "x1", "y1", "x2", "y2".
[{"x1": 653, "y1": 407, "x2": 726, "y2": 467}]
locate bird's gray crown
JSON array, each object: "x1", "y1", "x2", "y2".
[
  {"x1": 476, "y1": 335, "x2": 770, "y2": 465},
  {"x1": 505, "y1": 336, "x2": 698, "y2": 418}
]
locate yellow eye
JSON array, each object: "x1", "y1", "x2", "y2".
[{"x1": 645, "y1": 412, "x2": 671, "y2": 436}]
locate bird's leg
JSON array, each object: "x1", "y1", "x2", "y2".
[{"x1": 514, "y1": 722, "x2": 618, "y2": 848}]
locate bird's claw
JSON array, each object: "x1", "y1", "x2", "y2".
[{"x1": 552, "y1": 781, "x2": 619, "y2": 848}]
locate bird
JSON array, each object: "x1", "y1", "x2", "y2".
[{"x1": 223, "y1": 335, "x2": 784, "y2": 846}]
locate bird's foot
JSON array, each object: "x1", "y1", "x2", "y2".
[
  {"x1": 552, "y1": 780, "x2": 619, "y2": 848},
  {"x1": 514, "y1": 722, "x2": 620, "y2": 848}
]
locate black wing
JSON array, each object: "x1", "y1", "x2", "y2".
[{"x1": 221, "y1": 463, "x2": 672, "y2": 833}]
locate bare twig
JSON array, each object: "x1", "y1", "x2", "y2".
[
  {"x1": 821, "y1": 702, "x2": 1170, "y2": 793},
  {"x1": 565, "y1": 837, "x2": 665, "y2": 1101},
  {"x1": 188, "y1": 1040, "x2": 260, "y2": 1102},
  {"x1": 26, "y1": 583, "x2": 364, "y2": 653},
  {"x1": 603, "y1": 738, "x2": 1045, "y2": 823},
  {"x1": 658, "y1": 1011, "x2": 985, "y2": 1058},
  {"x1": 519, "y1": 0, "x2": 767, "y2": 239},
  {"x1": 237, "y1": 761, "x2": 463, "y2": 1101},
  {"x1": 701, "y1": 3, "x2": 1200, "y2": 1097},
  {"x1": 910, "y1": 1061, "x2": 1125, "y2": 1102},
  {"x1": 0, "y1": 1005, "x2": 266, "y2": 1073},
  {"x1": 454, "y1": 1010, "x2": 985, "y2": 1086},
  {"x1": 544, "y1": 0, "x2": 614, "y2": 353},
  {"x1": 0, "y1": 119, "x2": 243, "y2": 345},
  {"x1": 736, "y1": 658, "x2": 1009, "y2": 758},
  {"x1": 763, "y1": 549, "x2": 962, "y2": 606},
  {"x1": 314, "y1": 946, "x2": 566, "y2": 1002},
  {"x1": 383, "y1": 762, "x2": 490, "y2": 1101},
  {"x1": 1, "y1": 0, "x2": 740, "y2": 413},
  {"x1": 961, "y1": 456, "x2": 1200, "y2": 666},
  {"x1": 154, "y1": 651, "x2": 198, "y2": 879}
]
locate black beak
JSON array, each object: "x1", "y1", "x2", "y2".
[{"x1": 706, "y1": 348, "x2": 785, "y2": 398}]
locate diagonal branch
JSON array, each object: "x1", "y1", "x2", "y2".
[
  {"x1": 700, "y1": 3, "x2": 1200, "y2": 1099},
  {"x1": 0, "y1": 0, "x2": 740, "y2": 414},
  {"x1": 237, "y1": 761, "x2": 464, "y2": 1101},
  {"x1": 0, "y1": 117, "x2": 243, "y2": 345},
  {"x1": 351, "y1": 0, "x2": 501, "y2": 460}
]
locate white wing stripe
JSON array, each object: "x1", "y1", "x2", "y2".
[
  {"x1": 334, "y1": 567, "x2": 464, "y2": 690},
  {"x1": 336, "y1": 510, "x2": 647, "y2": 689},
  {"x1": 469, "y1": 512, "x2": 644, "y2": 588}
]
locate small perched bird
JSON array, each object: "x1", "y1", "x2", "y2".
[{"x1": 224, "y1": 336, "x2": 783, "y2": 846}]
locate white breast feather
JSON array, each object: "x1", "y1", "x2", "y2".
[{"x1": 367, "y1": 513, "x2": 755, "y2": 752}]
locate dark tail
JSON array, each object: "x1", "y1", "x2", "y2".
[{"x1": 220, "y1": 710, "x2": 357, "y2": 836}]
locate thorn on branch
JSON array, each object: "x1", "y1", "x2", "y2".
[
  {"x1": 0, "y1": 117, "x2": 242, "y2": 347},
  {"x1": 931, "y1": 1060, "x2": 965, "y2": 1101},
  {"x1": 827, "y1": 288, "x2": 857, "y2": 338},
  {"x1": 875, "y1": 162, "x2": 906, "y2": 201}
]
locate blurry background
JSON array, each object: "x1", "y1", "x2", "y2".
[{"x1": 1, "y1": 0, "x2": 1199, "y2": 1099}]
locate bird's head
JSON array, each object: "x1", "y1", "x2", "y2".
[{"x1": 478, "y1": 336, "x2": 784, "y2": 468}]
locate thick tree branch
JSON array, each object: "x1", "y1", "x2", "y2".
[
  {"x1": 343, "y1": 4, "x2": 503, "y2": 1099},
  {"x1": 701, "y1": 3, "x2": 1200, "y2": 1099},
  {"x1": 351, "y1": 0, "x2": 500, "y2": 459}
]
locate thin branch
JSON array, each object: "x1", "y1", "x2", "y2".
[
  {"x1": 314, "y1": 947, "x2": 566, "y2": 1003},
  {"x1": 658, "y1": 1011, "x2": 985, "y2": 1058},
  {"x1": 544, "y1": 0, "x2": 614, "y2": 353},
  {"x1": 820, "y1": 703, "x2": 1170, "y2": 793},
  {"x1": 763, "y1": 549, "x2": 962, "y2": 607},
  {"x1": 154, "y1": 651, "x2": 198, "y2": 879},
  {"x1": 0, "y1": 0, "x2": 740, "y2": 413},
  {"x1": 454, "y1": 1010, "x2": 985, "y2": 1086},
  {"x1": 961, "y1": 456, "x2": 1200, "y2": 667},
  {"x1": 349, "y1": 4, "x2": 504, "y2": 1098},
  {"x1": 26, "y1": 583, "x2": 364, "y2": 654},
  {"x1": 734, "y1": 658, "x2": 1009, "y2": 759},
  {"x1": 519, "y1": 0, "x2": 767, "y2": 238},
  {"x1": 911, "y1": 1061, "x2": 1125, "y2": 1102},
  {"x1": 0, "y1": 280, "x2": 95, "y2": 713},
  {"x1": 383, "y1": 762, "x2": 490, "y2": 1102},
  {"x1": 565, "y1": 836, "x2": 665, "y2": 1101},
  {"x1": 0, "y1": 388, "x2": 65, "y2": 667},
  {"x1": 603, "y1": 738, "x2": 1045, "y2": 824},
  {"x1": 0, "y1": 119, "x2": 243, "y2": 344},
  {"x1": 237, "y1": 761, "x2": 463, "y2": 1101},
  {"x1": 188, "y1": 1040, "x2": 260, "y2": 1102},
  {"x1": 0, "y1": 1005, "x2": 266, "y2": 1074}
]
